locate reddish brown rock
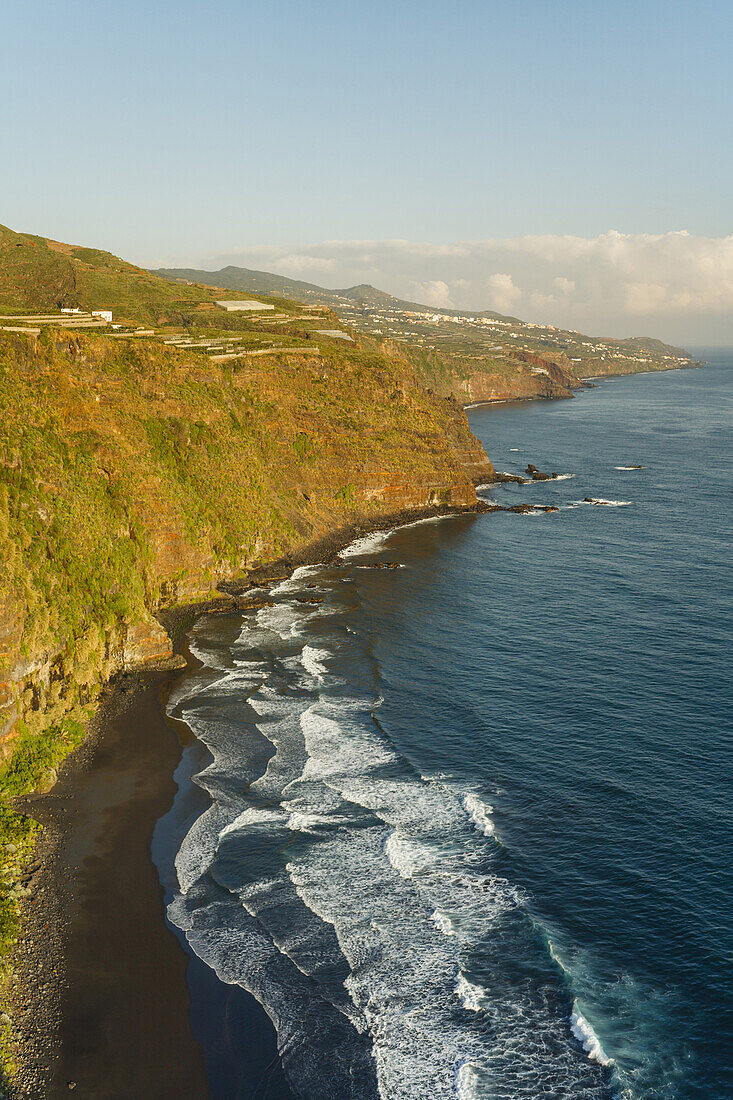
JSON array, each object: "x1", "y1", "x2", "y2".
[{"x1": 121, "y1": 620, "x2": 183, "y2": 671}]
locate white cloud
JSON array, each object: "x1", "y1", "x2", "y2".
[
  {"x1": 268, "y1": 253, "x2": 337, "y2": 275},
  {"x1": 204, "y1": 232, "x2": 733, "y2": 343},
  {"x1": 410, "y1": 279, "x2": 453, "y2": 307},
  {"x1": 485, "y1": 273, "x2": 521, "y2": 314}
]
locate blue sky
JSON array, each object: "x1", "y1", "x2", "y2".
[{"x1": 2, "y1": 1, "x2": 732, "y2": 339}]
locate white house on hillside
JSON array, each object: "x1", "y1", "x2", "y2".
[{"x1": 216, "y1": 300, "x2": 275, "y2": 312}]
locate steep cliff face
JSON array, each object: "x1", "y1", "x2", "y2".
[
  {"x1": 399, "y1": 342, "x2": 585, "y2": 405},
  {"x1": 456, "y1": 348, "x2": 584, "y2": 403},
  {"x1": 0, "y1": 328, "x2": 494, "y2": 756}
]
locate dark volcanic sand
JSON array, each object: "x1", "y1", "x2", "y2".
[{"x1": 10, "y1": 672, "x2": 210, "y2": 1099}]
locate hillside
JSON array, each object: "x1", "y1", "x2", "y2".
[
  {"x1": 0, "y1": 225, "x2": 278, "y2": 325},
  {"x1": 157, "y1": 264, "x2": 696, "y2": 401},
  {"x1": 0, "y1": 325, "x2": 491, "y2": 754},
  {"x1": 154, "y1": 264, "x2": 517, "y2": 321},
  {"x1": 0, "y1": 226, "x2": 496, "y2": 1048}
]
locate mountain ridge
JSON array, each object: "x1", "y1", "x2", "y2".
[
  {"x1": 155, "y1": 264, "x2": 523, "y2": 324},
  {"x1": 154, "y1": 263, "x2": 689, "y2": 356}
]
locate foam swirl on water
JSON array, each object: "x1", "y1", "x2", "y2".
[
  {"x1": 164, "y1": 548, "x2": 618, "y2": 1099},
  {"x1": 462, "y1": 793, "x2": 496, "y2": 837}
]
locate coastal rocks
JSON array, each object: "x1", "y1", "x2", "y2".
[
  {"x1": 492, "y1": 464, "x2": 560, "y2": 485},
  {"x1": 513, "y1": 504, "x2": 558, "y2": 514},
  {"x1": 494, "y1": 471, "x2": 527, "y2": 485},
  {"x1": 121, "y1": 619, "x2": 182, "y2": 671},
  {"x1": 235, "y1": 596, "x2": 275, "y2": 611},
  {"x1": 525, "y1": 464, "x2": 557, "y2": 481},
  {"x1": 484, "y1": 503, "x2": 559, "y2": 515}
]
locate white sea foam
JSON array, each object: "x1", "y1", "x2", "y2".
[
  {"x1": 552, "y1": 473, "x2": 575, "y2": 481},
  {"x1": 398, "y1": 514, "x2": 452, "y2": 532},
  {"x1": 338, "y1": 530, "x2": 389, "y2": 558},
  {"x1": 167, "y1": 565, "x2": 618, "y2": 1100},
  {"x1": 463, "y1": 793, "x2": 496, "y2": 836},
  {"x1": 614, "y1": 465, "x2": 645, "y2": 470},
  {"x1": 255, "y1": 600, "x2": 303, "y2": 639},
  {"x1": 455, "y1": 972, "x2": 487, "y2": 1012},
  {"x1": 509, "y1": 447, "x2": 520, "y2": 451},
  {"x1": 454, "y1": 1061, "x2": 482, "y2": 1099},
  {"x1": 579, "y1": 497, "x2": 631, "y2": 507},
  {"x1": 571, "y1": 1002, "x2": 612, "y2": 1066},
  {"x1": 286, "y1": 810, "x2": 335, "y2": 833},
  {"x1": 269, "y1": 563, "x2": 324, "y2": 595},
  {"x1": 384, "y1": 831, "x2": 436, "y2": 879},
  {"x1": 300, "y1": 644, "x2": 331, "y2": 681},
  {"x1": 431, "y1": 909, "x2": 457, "y2": 936}
]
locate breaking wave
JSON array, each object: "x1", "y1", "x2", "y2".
[
  {"x1": 339, "y1": 531, "x2": 390, "y2": 558},
  {"x1": 571, "y1": 1003, "x2": 613, "y2": 1067},
  {"x1": 164, "y1": 537, "x2": 619, "y2": 1099},
  {"x1": 455, "y1": 972, "x2": 488, "y2": 1012},
  {"x1": 462, "y1": 793, "x2": 496, "y2": 837}
]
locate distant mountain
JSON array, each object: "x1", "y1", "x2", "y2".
[
  {"x1": 154, "y1": 264, "x2": 690, "y2": 361},
  {"x1": 154, "y1": 266, "x2": 520, "y2": 324}
]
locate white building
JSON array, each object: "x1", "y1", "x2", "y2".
[
  {"x1": 216, "y1": 300, "x2": 275, "y2": 312},
  {"x1": 92, "y1": 309, "x2": 113, "y2": 323}
]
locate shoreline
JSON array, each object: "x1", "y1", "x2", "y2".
[
  {"x1": 7, "y1": 499, "x2": 486, "y2": 1096},
  {"x1": 464, "y1": 361, "x2": 702, "y2": 411},
  {"x1": 579, "y1": 361, "x2": 703, "y2": 383}
]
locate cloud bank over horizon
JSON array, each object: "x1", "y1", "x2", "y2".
[{"x1": 200, "y1": 232, "x2": 733, "y2": 345}]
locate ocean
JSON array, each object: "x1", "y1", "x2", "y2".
[{"x1": 154, "y1": 356, "x2": 732, "y2": 1100}]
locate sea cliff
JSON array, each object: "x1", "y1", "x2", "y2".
[
  {"x1": 0, "y1": 325, "x2": 493, "y2": 759},
  {"x1": 0, "y1": 317, "x2": 496, "y2": 1075}
]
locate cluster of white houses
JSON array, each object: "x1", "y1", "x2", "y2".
[{"x1": 60, "y1": 306, "x2": 113, "y2": 323}]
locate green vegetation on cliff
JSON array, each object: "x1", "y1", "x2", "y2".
[
  {"x1": 0, "y1": 325, "x2": 488, "y2": 741},
  {"x1": 0, "y1": 276, "x2": 492, "y2": 1041}
]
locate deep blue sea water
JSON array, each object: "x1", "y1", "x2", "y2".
[{"x1": 156, "y1": 359, "x2": 732, "y2": 1099}]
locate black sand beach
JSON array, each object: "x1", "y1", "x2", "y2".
[{"x1": 7, "y1": 505, "x2": 482, "y2": 1097}]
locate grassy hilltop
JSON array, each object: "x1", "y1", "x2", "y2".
[{"x1": 0, "y1": 225, "x2": 264, "y2": 324}]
